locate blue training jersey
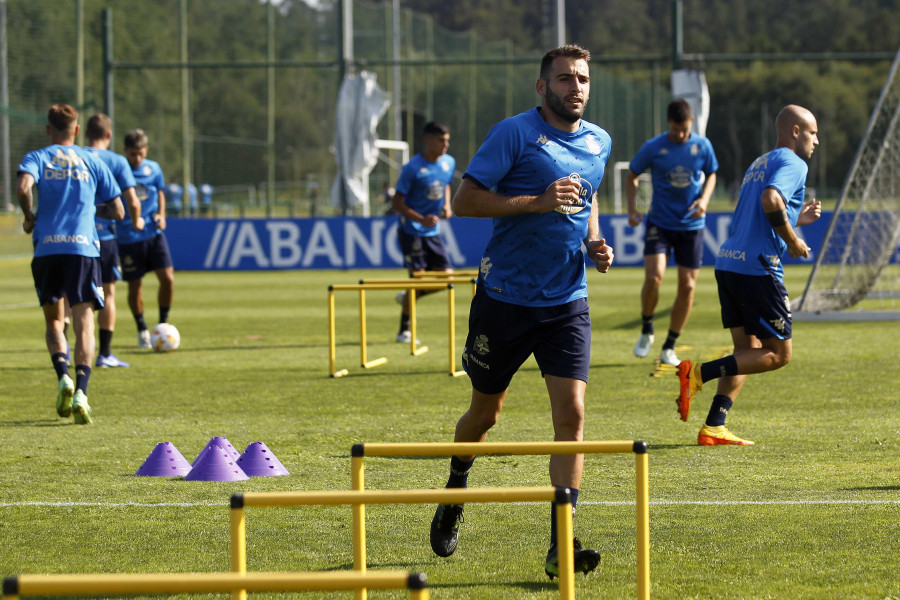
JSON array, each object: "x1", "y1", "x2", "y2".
[
  {"x1": 465, "y1": 107, "x2": 612, "y2": 307},
  {"x1": 83, "y1": 147, "x2": 136, "y2": 242},
  {"x1": 629, "y1": 132, "x2": 718, "y2": 231},
  {"x1": 715, "y1": 147, "x2": 808, "y2": 281},
  {"x1": 117, "y1": 158, "x2": 166, "y2": 245},
  {"x1": 18, "y1": 144, "x2": 122, "y2": 258},
  {"x1": 395, "y1": 153, "x2": 455, "y2": 237}
]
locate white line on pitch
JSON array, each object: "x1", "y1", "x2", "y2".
[{"x1": 0, "y1": 302, "x2": 33, "y2": 310}]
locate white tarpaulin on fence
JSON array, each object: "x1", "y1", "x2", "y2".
[{"x1": 329, "y1": 70, "x2": 391, "y2": 216}]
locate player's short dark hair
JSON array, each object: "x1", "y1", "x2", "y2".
[
  {"x1": 540, "y1": 44, "x2": 591, "y2": 81},
  {"x1": 667, "y1": 98, "x2": 693, "y2": 124},
  {"x1": 423, "y1": 121, "x2": 449, "y2": 137},
  {"x1": 47, "y1": 104, "x2": 78, "y2": 132},
  {"x1": 124, "y1": 128, "x2": 149, "y2": 149},
  {"x1": 85, "y1": 114, "x2": 112, "y2": 142}
]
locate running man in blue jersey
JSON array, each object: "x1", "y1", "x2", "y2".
[
  {"x1": 428, "y1": 45, "x2": 614, "y2": 579},
  {"x1": 84, "y1": 114, "x2": 145, "y2": 368},
  {"x1": 17, "y1": 104, "x2": 126, "y2": 424},
  {"x1": 392, "y1": 121, "x2": 455, "y2": 343},
  {"x1": 626, "y1": 99, "x2": 719, "y2": 365},
  {"x1": 118, "y1": 129, "x2": 175, "y2": 349},
  {"x1": 675, "y1": 105, "x2": 822, "y2": 445}
]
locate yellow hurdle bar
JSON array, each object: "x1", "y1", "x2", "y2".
[
  {"x1": 3, "y1": 571, "x2": 428, "y2": 600},
  {"x1": 328, "y1": 282, "x2": 460, "y2": 376},
  {"x1": 411, "y1": 269, "x2": 478, "y2": 278},
  {"x1": 231, "y1": 487, "x2": 574, "y2": 600},
  {"x1": 360, "y1": 277, "x2": 477, "y2": 296},
  {"x1": 351, "y1": 441, "x2": 651, "y2": 600}
]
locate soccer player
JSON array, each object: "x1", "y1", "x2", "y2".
[
  {"x1": 84, "y1": 114, "x2": 145, "y2": 368},
  {"x1": 17, "y1": 104, "x2": 126, "y2": 423},
  {"x1": 428, "y1": 44, "x2": 614, "y2": 579},
  {"x1": 675, "y1": 104, "x2": 822, "y2": 445},
  {"x1": 117, "y1": 129, "x2": 175, "y2": 349},
  {"x1": 626, "y1": 98, "x2": 719, "y2": 365},
  {"x1": 391, "y1": 121, "x2": 455, "y2": 343}
]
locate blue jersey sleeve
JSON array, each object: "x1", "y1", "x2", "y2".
[{"x1": 464, "y1": 118, "x2": 525, "y2": 192}]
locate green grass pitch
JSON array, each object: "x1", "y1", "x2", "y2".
[{"x1": 0, "y1": 225, "x2": 898, "y2": 599}]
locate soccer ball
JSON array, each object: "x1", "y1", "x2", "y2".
[{"x1": 150, "y1": 323, "x2": 180, "y2": 353}]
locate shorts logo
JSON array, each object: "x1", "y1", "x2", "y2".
[
  {"x1": 784, "y1": 295, "x2": 792, "y2": 316},
  {"x1": 553, "y1": 173, "x2": 593, "y2": 215},
  {"x1": 473, "y1": 334, "x2": 490, "y2": 356},
  {"x1": 769, "y1": 318, "x2": 786, "y2": 333}
]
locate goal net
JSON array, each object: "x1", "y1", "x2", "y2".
[{"x1": 797, "y1": 47, "x2": 900, "y2": 315}]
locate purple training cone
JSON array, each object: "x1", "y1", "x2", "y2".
[
  {"x1": 192, "y1": 436, "x2": 240, "y2": 466},
  {"x1": 135, "y1": 442, "x2": 192, "y2": 477},
  {"x1": 237, "y1": 442, "x2": 289, "y2": 477},
  {"x1": 184, "y1": 445, "x2": 249, "y2": 481}
]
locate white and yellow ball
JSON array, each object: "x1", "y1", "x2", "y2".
[{"x1": 150, "y1": 323, "x2": 180, "y2": 353}]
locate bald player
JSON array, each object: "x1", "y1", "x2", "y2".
[{"x1": 674, "y1": 105, "x2": 822, "y2": 446}]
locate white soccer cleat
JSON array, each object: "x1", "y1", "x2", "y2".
[
  {"x1": 658, "y1": 347, "x2": 680, "y2": 366},
  {"x1": 633, "y1": 333, "x2": 654, "y2": 358},
  {"x1": 138, "y1": 329, "x2": 152, "y2": 349},
  {"x1": 395, "y1": 330, "x2": 420, "y2": 344},
  {"x1": 395, "y1": 292, "x2": 405, "y2": 305}
]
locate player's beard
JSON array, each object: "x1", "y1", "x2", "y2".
[{"x1": 544, "y1": 86, "x2": 585, "y2": 124}]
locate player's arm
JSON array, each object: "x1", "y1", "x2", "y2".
[
  {"x1": 123, "y1": 187, "x2": 145, "y2": 231},
  {"x1": 452, "y1": 176, "x2": 581, "y2": 217},
  {"x1": 392, "y1": 192, "x2": 437, "y2": 228},
  {"x1": 761, "y1": 187, "x2": 809, "y2": 258},
  {"x1": 687, "y1": 171, "x2": 716, "y2": 219},
  {"x1": 584, "y1": 192, "x2": 614, "y2": 273},
  {"x1": 16, "y1": 172, "x2": 36, "y2": 234},
  {"x1": 796, "y1": 194, "x2": 822, "y2": 226},
  {"x1": 155, "y1": 189, "x2": 167, "y2": 230},
  {"x1": 625, "y1": 170, "x2": 643, "y2": 226},
  {"x1": 441, "y1": 183, "x2": 453, "y2": 219},
  {"x1": 96, "y1": 197, "x2": 125, "y2": 221}
]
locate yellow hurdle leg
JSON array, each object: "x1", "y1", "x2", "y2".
[
  {"x1": 351, "y1": 453, "x2": 367, "y2": 600},
  {"x1": 230, "y1": 505, "x2": 247, "y2": 600},
  {"x1": 555, "y1": 494, "x2": 575, "y2": 600},
  {"x1": 636, "y1": 450, "x2": 651, "y2": 600}
]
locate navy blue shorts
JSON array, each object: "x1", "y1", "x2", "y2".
[
  {"x1": 119, "y1": 234, "x2": 173, "y2": 281},
  {"x1": 716, "y1": 269, "x2": 792, "y2": 340},
  {"x1": 98, "y1": 239, "x2": 122, "y2": 284},
  {"x1": 643, "y1": 219, "x2": 704, "y2": 269},
  {"x1": 397, "y1": 229, "x2": 451, "y2": 272},
  {"x1": 32, "y1": 254, "x2": 104, "y2": 309},
  {"x1": 461, "y1": 285, "x2": 592, "y2": 394}
]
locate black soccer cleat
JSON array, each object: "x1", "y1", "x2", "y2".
[
  {"x1": 430, "y1": 504, "x2": 464, "y2": 557},
  {"x1": 544, "y1": 537, "x2": 601, "y2": 580}
]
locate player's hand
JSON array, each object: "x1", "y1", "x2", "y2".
[
  {"x1": 687, "y1": 199, "x2": 707, "y2": 219},
  {"x1": 538, "y1": 177, "x2": 582, "y2": 213},
  {"x1": 155, "y1": 213, "x2": 167, "y2": 231},
  {"x1": 22, "y1": 213, "x2": 35, "y2": 234},
  {"x1": 421, "y1": 214, "x2": 439, "y2": 228},
  {"x1": 135, "y1": 216, "x2": 146, "y2": 231},
  {"x1": 797, "y1": 200, "x2": 822, "y2": 226},
  {"x1": 586, "y1": 238, "x2": 614, "y2": 273},
  {"x1": 788, "y1": 238, "x2": 811, "y2": 259},
  {"x1": 627, "y1": 209, "x2": 643, "y2": 227}
]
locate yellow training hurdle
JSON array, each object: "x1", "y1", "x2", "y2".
[
  {"x1": 1, "y1": 570, "x2": 428, "y2": 599},
  {"x1": 351, "y1": 440, "x2": 651, "y2": 600},
  {"x1": 327, "y1": 282, "x2": 466, "y2": 378},
  {"x1": 411, "y1": 269, "x2": 479, "y2": 278},
  {"x1": 230, "y1": 487, "x2": 576, "y2": 600}
]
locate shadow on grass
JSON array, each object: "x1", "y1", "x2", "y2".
[
  {"x1": 840, "y1": 485, "x2": 900, "y2": 491},
  {"x1": 0, "y1": 419, "x2": 66, "y2": 427},
  {"x1": 324, "y1": 562, "x2": 559, "y2": 592}
]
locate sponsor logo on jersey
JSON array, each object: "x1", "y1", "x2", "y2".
[
  {"x1": 45, "y1": 148, "x2": 90, "y2": 181},
  {"x1": 427, "y1": 181, "x2": 445, "y2": 200},
  {"x1": 41, "y1": 233, "x2": 92, "y2": 246},
  {"x1": 718, "y1": 248, "x2": 746, "y2": 261},
  {"x1": 666, "y1": 165, "x2": 692, "y2": 189},
  {"x1": 553, "y1": 173, "x2": 593, "y2": 215}
]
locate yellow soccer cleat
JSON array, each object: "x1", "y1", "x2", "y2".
[
  {"x1": 675, "y1": 360, "x2": 702, "y2": 421},
  {"x1": 697, "y1": 424, "x2": 754, "y2": 446}
]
